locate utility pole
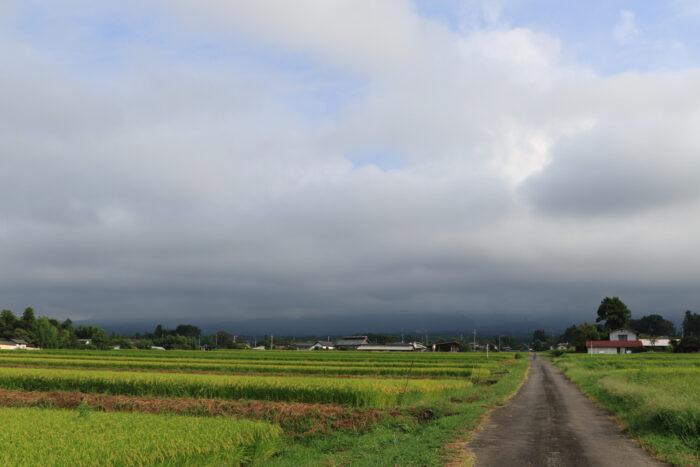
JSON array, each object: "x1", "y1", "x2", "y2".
[
  {"x1": 498, "y1": 335, "x2": 501, "y2": 352},
  {"x1": 270, "y1": 335, "x2": 273, "y2": 350},
  {"x1": 473, "y1": 329, "x2": 477, "y2": 352},
  {"x1": 215, "y1": 332, "x2": 218, "y2": 348}
]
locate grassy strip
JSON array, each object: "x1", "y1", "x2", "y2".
[
  {"x1": 0, "y1": 355, "x2": 488, "y2": 378},
  {"x1": 552, "y1": 353, "x2": 700, "y2": 466},
  {"x1": 0, "y1": 366, "x2": 472, "y2": 407},
  {"x1": 12, "y1": 348, "x2": 513, "y2": 363},
  {"x1": 266, "y1": 357, "x2": 530, "y2": 466},
  {"x1": 0, "y1": 406, "x2": 281, "y2": 466}
]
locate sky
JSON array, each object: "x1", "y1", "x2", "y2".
[{"x1": 2, "y1": 1, "x2": 700, "y2": 335}]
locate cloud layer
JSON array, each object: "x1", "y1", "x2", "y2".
[{"x1": 1, "y1": 1, "x2": 699, "y2": 332}]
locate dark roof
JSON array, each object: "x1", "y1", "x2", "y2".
[
  {"x1": 315, "y1": 341, "x2": 335, "y2": 346},
  {"x1": 337, "y1": 336, "x2": 369, "y2": 346},
  {"x1": 434, "y1": 341, "x2": 463, "y2": 347},
  {"x1": 586, "y1": 340, "x2": 643, "y2": 348},
  {"x1": 10, "y1": 338, "x2": 29, "y2": 345}
]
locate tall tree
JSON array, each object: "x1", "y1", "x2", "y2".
[
  {"x1": 35, "y1": 317, "x2": 59, "y2": 349},
  {"x1": 21, "y1": 307, "x2": 36, "y2": 332},
  {"x1": 629, "y1": 314, "x2": 676, "y2": 336},
  {"x1": 596, "y1": 297, "x2": 631, "y2": 330},
  {"x1": 683, "y1": 310, "x2": 700, "y2": 337},
  {"x1": 0, "y1": 310, "x2": 18, "y2": 338}
]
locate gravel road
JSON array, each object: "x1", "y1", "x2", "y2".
[{"x1": 468, "y1": 353, "x2": 665, "y2": 466}]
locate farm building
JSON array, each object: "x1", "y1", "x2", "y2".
[
  {"x1": 639, "y1": 337, "x2": 671, "y2": 349},
  {"x1": 336, "y1": 336, "x2": 370, "y2": 350},
  {"x1": 432, "y1": 341, "x2": 463, "y2": 352},
  {"x1": 311, "y1": 341, "x2": 335, "y2": 350},
  {"x1": 357, "y1": 342, "x2": 426, "y2": 351},
  {"x1": 586, "y1": 328, "x2": 642, "y2": 354},
  {"x1": 296, "y1": 342, "x2": 314, "y2": 350},
  {"x1": 0, "y1": 339, "x2": 26, "y2": 350}
]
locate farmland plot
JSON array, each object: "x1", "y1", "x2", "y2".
[{"x1": 0, "y1": 349, "x2": 528, "y2": 466}]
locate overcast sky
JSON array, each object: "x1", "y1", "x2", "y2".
[{"x1": 2, "y1": 1, "x2": 700, "y2": 334}]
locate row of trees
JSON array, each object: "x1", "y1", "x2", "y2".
[
  {"x1": 0, "y1": 307, "x2": 240, "y2": 350},
  {"x1": 0, "y1": 308, "x2": 112, "y2": 349}
]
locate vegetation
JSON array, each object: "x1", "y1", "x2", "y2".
[
  {"x1": 0, "y1": 348, "x2": 529, "y2": 465},
  {"x1": 552, "y1": 353, "x2": 700, "y2": 466},
  {"x1": 0, "y1": 407, "x2": 281, "y2": 466},
  {"x1": 596, "y1": 296, "x2": 632, "y2": 330},
  {"x1": 0, "y1": 366, "x2": 473, "y2": 407}
]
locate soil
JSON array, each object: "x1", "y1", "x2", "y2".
[{"x1": 0, "y1": 388, "x2": 387, "y2": 434}]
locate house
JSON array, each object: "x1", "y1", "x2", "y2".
[
  {"x1": 551, "y1": 343, "x2": 569, "y2": 351},
  {"x1": 586, "y1": 328, "x2": 642, "y2": 354},
  {"x1": 150, "y1": 346, "x2": 166, "y2": 350},
  {"x1": 0, "y1": 339, "x2": 23, "y2": 350},
  {"x1": 251, "y1": 345, "x2": 266, "y2": 350},
  {"x1": 78, "y1": 338, "x2": 91, "y2": 346},
  {"x1": 432, "y1": 341, "x2": 463, "y2": 352},
  {"x1": 336, "y1": 336, "x2": 369, "y2": 350},
  {"x1": 358, "y1": 343, "x2": 422, "y2": 351},
  {"x1": 296, "y1": 342, "x2": 314, "y2": 350},
  {"x1": 311, "y1": 341, "x2": 335, "y2": 350}
]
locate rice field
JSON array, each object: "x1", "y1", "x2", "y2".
[
  {"x1": 0, "y1": 348, "x2": 527, "y2": 466},
  {"x1": 552, "y1": 353, "x2": 700, "y2": 466}
]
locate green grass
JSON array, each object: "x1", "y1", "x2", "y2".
[
  {"x1": 552, "y1": 353, "x2": 700, "y2": 466},
  {"x1": 0, "y1": 406, "x2": 281, "y2": 466}
]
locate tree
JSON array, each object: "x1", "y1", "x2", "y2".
[
  {"x1": 175, "y1": 324, "x2": 201, "y2": 338},
  {"x1": 629, "y1": 314, "x2": 676, "y2": 336},
  {"x1": 21, "y1": 307, "x2": 37, "y2": 332},
  {"x1": 36, "y1": 317, "x2": 59, "y2": 349},
  {"x1": 571, "y1": 323, "x2": 601, "y2": 352},
  {"x1": 674, "y1": 336, "x2": 700, "y2": 353},
  {"x1": 682, "y1": 310, "x2": 700, "y2": 337},
  {"x1": 532, "y1": 329, "x2": 549, "y2": 351},
  {"x1": 596, "y1": 297, "x2": 631, "y2": 330},
  {"x1": 0, "y1": 310, "x2": 18, "y2": 338}
]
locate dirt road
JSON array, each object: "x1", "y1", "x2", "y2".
[{"x1": 468, "y1": 354, "x2": 665, "y2": 466}]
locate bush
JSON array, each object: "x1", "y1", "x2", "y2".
[{"x1": 514, "y1": 352, "x2": 523, "y2": 359}]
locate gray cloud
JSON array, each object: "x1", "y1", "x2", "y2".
[{"x1": 1, "y1": 2, "x2": 699, "y2": 333}]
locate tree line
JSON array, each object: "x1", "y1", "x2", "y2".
[
  {"x1": 546, "y1": 297, "x2": 700, "y2": 353},
  {"x1": 0, "y1": 307, "x2": 247, "y2": 350}
]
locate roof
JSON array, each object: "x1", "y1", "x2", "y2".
[
  {"x1": 586, "y1": 340, "x2": 643, "y2": 348},
  {"x1": 0, "y1": 340, "x2": 18, "y2": 347},
  {"x1": 337, "y1": 336, "x2": 369, "y2": 346},
  {"x1": 10, "y1": 338, "x2": 29, "y2": 345},
  {"x1": 357, "y1": 344, "x2": 415, "y2": 351},
  {"x1": 315, "y1": 341, "x2": 335, "y2": 346}
]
